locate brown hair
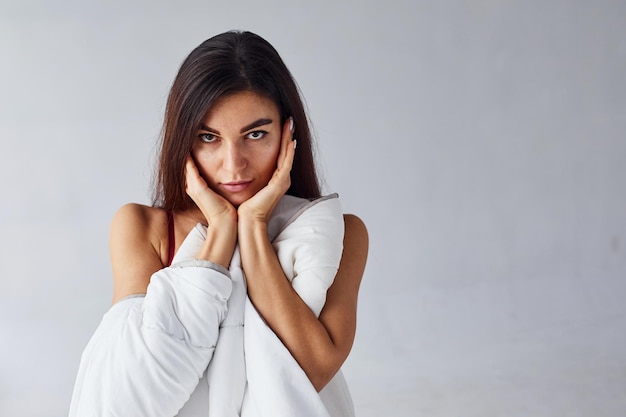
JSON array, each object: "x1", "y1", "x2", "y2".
[{"x1": 152, "y1": 30, "x2": 321, "y2": 211}]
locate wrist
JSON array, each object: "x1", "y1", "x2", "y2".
[
  {"x1": 236, "y1": 204, "x2": 269, "y2": 224},
  {"x1": 237, "y1": 212, "x2": 267, "y2": 229},
  {"x1": 237, "y1": 214, "x2": 269, "y2": 242},
  {"x1": 195, "y1": 220, "x2": 237, "y2": 269},
  {"x1": 205, "y1": 204, "x2": 238, "y2": 226}
]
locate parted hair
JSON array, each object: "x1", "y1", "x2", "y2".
[{"x1": 152, "y1": 30, "x2": 321, "y2": 211}]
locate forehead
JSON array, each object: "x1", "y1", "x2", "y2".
[{"x1": 202, "y1": 90, "x2": 280, "y2": 127}]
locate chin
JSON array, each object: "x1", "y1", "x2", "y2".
[{"x1": 225, "y1": 194, "x2": 249, "y2": 208}]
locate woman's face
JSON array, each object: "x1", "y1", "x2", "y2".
[{"x1": 192, "y1": 90, "x2": 282, "y2": 207}]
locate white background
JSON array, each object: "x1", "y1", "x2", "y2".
[{"x1": 1, "y1": 1, "x2": 625, "y2": 416}]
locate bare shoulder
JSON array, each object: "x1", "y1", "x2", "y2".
[
  {"x1": 110, "y1": 203, "x2": 168, "y2": 255},
  {"x1": 111, "y1": 202, "x2": 153, "y2": 231},
  {"x1": 110, "y1": 203, "x2": 169, "y2": 304},
  {"x1": 336, "y1": 214, "x2": 369, "y2": 293},
  {"x1": 343, "y1": 214, "x2": 369, "y2": 263},
  {"x1": 343, "y1": 214, "x2": 368, "y2": 247}
]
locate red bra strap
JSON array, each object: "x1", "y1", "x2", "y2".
[{"x1": 167, "y1": 211, "x2": 175, "y2": 266}]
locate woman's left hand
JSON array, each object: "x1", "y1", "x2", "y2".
[{"x1": 238, "y1": 117, "x2": 296, "y2": 223}]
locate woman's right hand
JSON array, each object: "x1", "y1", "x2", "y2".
[
  {"x1": 185, "y1": 155, "x2": 237, "y2": 226},
  {"x1": 185, "y1": 155, "x2": 238, "y2": 267}
]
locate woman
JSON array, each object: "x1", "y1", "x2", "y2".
[{"x1": 69, "y1": 30, "x2": 368, "y2": 417}]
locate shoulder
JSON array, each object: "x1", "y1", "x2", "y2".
[
  {"x1": 343, "y1": 214, "x2": 368, "y2": 260},
  {"x1": 111, "y1": 202, "x2": 165, "y2": 228},
  {"x1": 335, "y1": 213, "x2": 368, "y2": 292},
  {"x1": 343, "y1": 214, "x2": 368, "y2": 243},
  {"x1": 111, "y1": 203, "x2": 169, "y2": 242},
  {"x1": 110, "y1": 203, "x2": 169, "y2": 254},
  {"x1": 110, "y1": 203, "x2": 169, "y2": 303}
]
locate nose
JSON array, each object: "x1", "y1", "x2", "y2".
[{"x1": 222, "y1": 141, "x2": 247, "y2": 173}]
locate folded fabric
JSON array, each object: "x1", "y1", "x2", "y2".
[
  {"x1": 69, "y1": 194, "x2": 352, "y2": 417},
  {"x1": 68, "y1": 262, "x2": 232, "y2": 417}
]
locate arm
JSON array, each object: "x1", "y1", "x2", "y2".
[
  {"x1": 237, "y1": 119, "x2": 368, "y2": 391},
  {"x1": 238, "y1": 212, "x2": 368, "y2": 391},
  {"x1": 111, "y1": 193, "x2": 235, "y2": 305}
]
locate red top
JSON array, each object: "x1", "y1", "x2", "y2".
[{"x1": 167, "y1": 211, "x2": 175, "y2": 266}]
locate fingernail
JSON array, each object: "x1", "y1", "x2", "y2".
[
  {"x1": 289, "y1": 117, "x2": 294, "y2": 133},
  {"x1": 293, "y1": 139, "x2": 297, "y2": 150}
]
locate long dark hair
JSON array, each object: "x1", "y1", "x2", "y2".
[{"x1": 152, "y1": 30, "x2": 321, "y2": 211}]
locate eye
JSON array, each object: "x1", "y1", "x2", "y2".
[
  {"x1": 246, "y1": 130, "x2": 267, "y2": 140},
  {"x1": 199, "y1": 133, "x2": 217, "y2": 143}
]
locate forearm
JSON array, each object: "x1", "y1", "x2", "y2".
[
  {"x1": 194, "y1": 219, "x2": 237, "y2": 268},
  {"x1": 238, "y1": 218, "x2": 344, "y2": 390}
]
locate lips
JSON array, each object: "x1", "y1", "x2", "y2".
[{"x1": 221, "y1": 180, "x2": 252, "y2": 193}]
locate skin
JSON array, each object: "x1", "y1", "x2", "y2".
[{"x1": 110, "y1": 90, "x2": 368, "y2": 391}]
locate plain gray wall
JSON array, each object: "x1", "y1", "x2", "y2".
[{"x1": 1, "y1": 1, "x2": 625, "y2": 416}]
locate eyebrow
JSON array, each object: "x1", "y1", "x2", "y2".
[{"x1": 199, "y1": 118, "x2": 274, "y2": 135}]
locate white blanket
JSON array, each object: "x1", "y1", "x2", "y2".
[{"x1": 69, "y1": 194, "x2": 353, "y2": 417}]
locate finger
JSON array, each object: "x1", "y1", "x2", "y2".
[
  {"x1": 184, "y1": 156, "x2": 196, "y2": 188},
  {"x1": 280, "y1": 138, "x2": 296, "y2": 172},
  {"x1": 184, "y1": 155, "x2": 207, "y2": 194},
  {"x1": 277, "y1": 116, "x2": 294, "y2": 166},
  {"x1": 271, "y1": 139, "x2": 295, "y2": 191},
  {"x1": 276, "y1": 122, "x2": 296, "y2": 181},
  {"x1": 184, "y1": 156, "x2": 192, "y2": 189}
]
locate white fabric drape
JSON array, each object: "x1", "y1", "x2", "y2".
[{"x1": 69, "y1": 194, "x2": 353, "y2": 417}]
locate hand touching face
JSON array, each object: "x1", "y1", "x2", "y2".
[{"x1": 192, "y1": 91, "x2": 282, "y2": 207}]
